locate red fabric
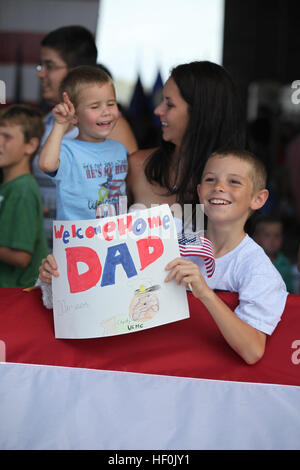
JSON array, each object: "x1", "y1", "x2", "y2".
[{"x1": 0, "y1": 287, "x2": 299, "y2": 386}]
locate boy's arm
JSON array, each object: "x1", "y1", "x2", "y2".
[
  {"x1": 38, "y1": 92, "x2": 75, "y2": 173},
  {"x1": 165, "y1": 258, "x2": 266, "y2": 365},
  {"x1": 0, "y1": 246, "x2": 31, "y2": 269}
]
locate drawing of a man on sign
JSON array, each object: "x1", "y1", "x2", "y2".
[{"x1": 52, "y1": 204, "x2": 190, "y2": 339}]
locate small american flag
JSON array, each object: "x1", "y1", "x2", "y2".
[{"x1": 178, "y1": 232, "x2": 215, "y2": 277}]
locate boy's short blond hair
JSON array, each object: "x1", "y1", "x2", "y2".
[
  {"x1": 59, "y1": 65, "x2": 114, "y2": 107},
  {"x1": 208, "y1": 148, "x2": 267, "y2": 194},
  {"x1": 0, "y1": 104, "x2": 45, "y2": 160}
]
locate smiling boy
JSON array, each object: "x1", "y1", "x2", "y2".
[
  {"x1": 39, "y1": 65, "x2": 128, "y2": 221},
  {"x1": 0, "y1": 105, "x2": 48, "y2": 287},
  {"x1": 165, "y1": 149, "x2": 288, "y2": 364}
]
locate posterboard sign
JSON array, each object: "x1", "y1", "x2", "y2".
[{"x1": 52, "y1": 205, "x2": 190, "y2": 339}]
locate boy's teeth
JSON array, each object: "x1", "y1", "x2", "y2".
[
  {"x1": 210, "y1": 199, "x2": 231, "y2": 205},
  {"x1": 161, "y1": 122, "x2": 168, "y2": 126}
]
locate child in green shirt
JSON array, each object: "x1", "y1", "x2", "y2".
[{"x1": 0, "y1": 104, "x2": 49, "y2": 287}]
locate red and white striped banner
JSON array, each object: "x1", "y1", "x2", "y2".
[{"x1": 0, "y1": 288, "x2": 300, "y2": 450}]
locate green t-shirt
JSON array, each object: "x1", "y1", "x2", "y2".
[
  {"x1": 0, "y1": 174, "x2": 49, "y2": 287},
  {"x1": 274, "y1": 252, "x2": 294, "y2": 293}
]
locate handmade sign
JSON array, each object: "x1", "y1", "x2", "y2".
[{"x1": 52, "y1": 205, "x2": 190, "y2": 339}]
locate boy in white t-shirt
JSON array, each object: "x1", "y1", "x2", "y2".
[
  {"x1": 165, "y1": 149, "x2": 288, "y2": 364},
  {"x1": 39, "y1": 65, "x2": 128, "y2": 221}
]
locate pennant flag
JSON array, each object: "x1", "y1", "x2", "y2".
[
  {"x1": 127, "y1": 75, "x2": 150, "y2": 118},
  {"x1": 148, "y1": 70, "x2": 163, "y2": 127},
  {"x1": 127, "y1": 75, "x2": 158, "y2": 147}
]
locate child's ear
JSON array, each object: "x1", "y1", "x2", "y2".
[
  {"x1": 251, "y1": 189, "x2": 269, "y2": 211},
  {"x1": 25, "y1": 137, "x2": 39, "y2": 157},
  {"x1": 196, "y1": 183, "x2": 201, "y2": 200},
  {"x1": 72, "y1": 114, "x2": 78, "y2": 125}
]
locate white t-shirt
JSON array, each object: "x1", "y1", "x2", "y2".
[{"x1": 193, "y1": 234, "x2": 288, "y2": 335}]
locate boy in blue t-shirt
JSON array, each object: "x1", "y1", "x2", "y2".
[{"x1": 39, "y1": 65, "x2": 128, "y2": 221}]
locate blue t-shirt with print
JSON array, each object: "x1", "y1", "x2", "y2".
[{"x1": 50, "y1": 138, "x2": 128, "y2": 221}]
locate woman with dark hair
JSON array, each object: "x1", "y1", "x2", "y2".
[{"x1": 127, "y1": 61, "x2": 245, "y2": 209}]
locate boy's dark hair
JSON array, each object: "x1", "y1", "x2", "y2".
[
  {"x1": 41, "y1": 25, "x2": 98, "y2": 68},
  {"x1": 208, "y1": 148, "x2": 267, "y2": 193},
  {"x1": 0, "y1": 104, "x2": 45, "y2": 159},
  {"x1": 59, "y1": 65, "x2": 114, "y2": 107}
]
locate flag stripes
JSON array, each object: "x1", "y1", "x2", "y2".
[{"x1": 178, "y1": 233, "x2": 215, "y2": 277}]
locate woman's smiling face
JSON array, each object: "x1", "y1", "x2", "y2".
[{"x1": 154, "y1": 77, "x2": 189, "y2": 147}]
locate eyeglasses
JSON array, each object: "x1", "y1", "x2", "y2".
[{"x1": 36, "y1": 63, "x2": 68, "y2": 73}]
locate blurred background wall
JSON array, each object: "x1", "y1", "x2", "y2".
[{"x1": 0, "y1": 0, "x2": 99, "y2": 106}]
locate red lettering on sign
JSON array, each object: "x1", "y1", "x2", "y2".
[
  {"x1": 136, "y1": 236, "x2": 164, "y2": 271},
  {"x1": 66, "y1": 247, "x2": 102, "y2": 293},
  {"x1": 54, "y1": 225, "x2": 64, "y2": 239}
]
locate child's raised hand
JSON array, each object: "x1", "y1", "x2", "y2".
[
  {"x1": 52, "y1": 92, "x2": 75, "y2": 125},
  {"x1": 165, "y1": 257, "x2": 210, "y2": 300}
]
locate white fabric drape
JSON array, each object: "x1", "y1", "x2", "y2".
[{"x1": 0, "y1": 362, "x2": 299, "y2": 450}]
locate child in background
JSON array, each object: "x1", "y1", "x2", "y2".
[
  {"x1": 0, "y1": 105, "x2": 48, "y2": 287},
  {"x1": 165, "y1": 149, "x2": 288, "y2": 364},
  {"x1": 253, "y1": 216, "x2": 294, "y2": 292},
  {"x1": 38, "y1": 65, "x2": 128, "y2": 221}
]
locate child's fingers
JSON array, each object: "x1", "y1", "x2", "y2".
[
  {"x1": 39, "y1": 255, "x2": 59, "y2": 278},
  {"x1": 165, "y1": 264, "x2": 197, "y2": 283},
  {"x1": 63, "y1": 92, "x2": 75, "y2": 112},
  {"x1": 165, "y1": 257, "x2": 192, "y2": 270},
  {"x1": 174, "y1": 268, "x2": 197, "y2": 285},
  {"x1": 164, "y1": 264, "x2": 182, "y2": 282},
  {"x1": 179, "y1": 274, "x2": 194, "y2": 289},
  {"x1": 46, "y1": 254, "x2": 58, "y2": 270},
  {"x1": 39, "y1": 266, "x2": 53, "y2": 283},
  {"x1": 53, "y1": 103, "x2": 69, "y2": 116},
  {"x1": 63, "y1": 91, "x2": 70, "y2": 103}
]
